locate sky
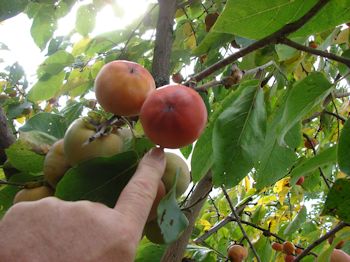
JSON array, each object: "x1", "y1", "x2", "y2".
[{"x1": 0, "y1": 0, "x2": 155, "y2": 85}]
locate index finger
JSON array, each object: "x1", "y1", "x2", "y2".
[{"x1": 115, "y1": 148, "x2": 166, "y2": 230}]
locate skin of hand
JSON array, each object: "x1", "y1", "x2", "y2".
[{"x1": 0, "y1": 147, "x2": 166, "y2": 262}]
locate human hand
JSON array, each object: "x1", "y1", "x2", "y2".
[{"x1": 0, "y1": 147, "x2": 166, "y2": 262}]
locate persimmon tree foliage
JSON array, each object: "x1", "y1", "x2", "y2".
[{"x1": 1, "y1": 0, "x2": 350, "y2": 261}]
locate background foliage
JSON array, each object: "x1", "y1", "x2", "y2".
[{"x1": 0, "y1": 0, "x2": 350, "y2": 261}]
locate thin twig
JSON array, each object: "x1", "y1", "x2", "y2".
[
  {"x1": 280, "y1": 38, "x2": 350, "y2": 68},
  {"x1": 324, "y1": 110, "x2": 347, "y2": 122},
  {"x1": 221, "y1": 187, "x2": 261, "y2": 262},
  {"x1": 0, "y1": 179, "x2": 23, "y2": 187},
  {"x1": 302, "y1": 133, "x2": 331, "y2": 189},
  {"x1": 294, "y1": 221, "x2": 350, "y2": 261}
]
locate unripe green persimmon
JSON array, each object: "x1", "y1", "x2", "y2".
[
  {"x1": 43, "y1": 139, "x2": 71, "y2": 187},
  {"x1": 13, "y1": 186, "x2": 54, "y2": 204},
  {"x1": 162, "y1": 152, "x2": 190, "y2": 198},
  {"x1": 64, "y1": 118, "x2": 123, "y2": 166}
]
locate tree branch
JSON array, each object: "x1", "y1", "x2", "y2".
[
  {"x1": 294, "y1": 221, "x2": 350, "y2": 261},
  {"x1": 186, "y1": 0, "x2": 330, "y2": 83},
  {"x1": 151, "y1": 0, "x2": 177, "y2": 87},
  {"x1": 279, "y1": 38, "x2": 350, "y2": 68},
  {"x1": 160, "y1": 171, "x2": 213, "y2": 262}
]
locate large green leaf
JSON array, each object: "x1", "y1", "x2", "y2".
[
  {"x1": 28, "y1": 71, "x2": 65, "y2": 101},
  {"x1": 20, "y1": 112, "x2": 68, "y2": 139},
  {"x1": 191, "y1": 125, "x2": 214, "y2": 182},
  {"x1": 283, "y1": 205, "x2": 307, "y2": 237},
  {"x1": 193, "y1": 32, "x2": 234, "y2": 56},
  {"x1": 255, "y1": 137, "x2": 297, "y2": 189},
  {"x1": 37, "y1": 50, "x2": 74, "y2": 76},
  {"x1": 0, "y1": 0, "x2": 28, "y2": 22},
  {"x1": 60, "y1": 101, "x2": 84, "y2": 127},
  {"x1": 255, "y1": 91, "x2": 298, "y2": 189},
  {"x1": 191, "y1": 84, "x2": 244, "y2": 182},
  {"x1": 290, "y1": 146, "x2": 337, "y2": 185},
  {"x1": 135, "y1": 239, "x2": 166, "y2": 262},
  {"x1": 75, "y1": 4, "x2": 96, "y2": 36},
  {"x1": 211, "y1": 0, "x2": 350, "y2": 40},
  {"x1": 277, "y1": 72, "x2": 333, "y2": 145},
  {"x1": 212, "y1": 80, "x2": 266, "y2": 187},
  {"x1": 55, "y1": 151, "x2": 138, "y2": 207},
  {"x1": 5, "y1": 141, "x2": 45, "y2": 173},
  {"x1": 30, "y1": 4, "x2": 57, "y2": 50},
  {"x1": 322, "y1": 178, "x2": 350, "y2": 223},
  {"x1": 338, "y1": 119, "x2": 350, "y2": 175},
  {"x1": 157, "y1": 171, "x2": 189, "y2": 244}
]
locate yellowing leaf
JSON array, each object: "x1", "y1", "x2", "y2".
[
  {"x1": 334, "y1": 28, "x2": 349, "y2": 44},
  {"x1": 183, "y1": 22, "x2": 193, "y2": 37},
  {"x1": 198, "y1": 218, "x2": 212, "y2": 231},
  {"x1": 72, "y1": 37, "x2": 91, "y2": 56},
  {"x1": 244, "y1": 176, "x2": 251, "y2": 191},
  {"x1": 258, "y1": 195, "x2": 277, "y2": 205},
  {"x1": 185, "y1": 35, "x2": 196, "y2": 50},
  {"x1": 273, "y1": 178, "x2": 290, "y2": 193},
  {"x1": 16, "y1": 116, "x2": 26, "y2": 124}
]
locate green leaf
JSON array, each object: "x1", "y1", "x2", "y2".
[
  {"x1": 290, "y1": 146, "x2": 337, "y2": 185},
  {"x1": 322, "y1": 178, "x2": 350, "y2": 222},
  {"x1": 191, "y1": 125, "x2": 214, "y2": 182},
  {"x1": 135, "y1": 239, "x2": 166, "y2": 262},
  {"x1": 7, "y1": 101, "x2": 32, "y2": 119},
  {"x1": 212, "y1": 0, "x2": 350, "y2": 40},
  {"x1": 283, "y1": 205, "x2": 307, "y2": 236},
  {"x1": 75, "y1": 4, "x2": 96, "y2": 36},
  {"x1": 0, "y1": 0, "x2": 28, "y2": 22},
  {"x1": 20, "y1": 112, "x2": 68, "y2": 139},
  {"x1": 255, "y1": 138, "x2": 297, "y2": 189},
  {"x1": 60, "y1": 101, "x2": 84, "y2": 127},
  {"x1": 338, "y1": 119, "x2": 350, "y2": 175},
  {"x1": 38, "y1": 50, "x2": 74, "y2": 76},
  {"x1": 253, "y1": 237, "x2": 273, "y2": 262},
  {"x1": 212, "y1": 80, "x2": 266, "y2": 187},
  {"x1": 0, "y1": 173, "x2": 40, "y2": 218},
  {"x1": 157, "y1": 171, "x2": 189, "y2": 244},
  {"x1": 0, "y1": 186, "x2": 18, "y2": 218},
  {"x1": 193, "y1": 32, "x2": 234, "y2": 56},
  {"x1": 5, "y1": 141, "x2": 45, "y2": 173},
  {"x1": 30, "y1": 5, "x2": 56, "y2": 50},
  {"x1": 255, "y1": 92, "x2": 298, "y2": 189},
  {"x1": 55, "y1": 151, "x2": 138, "y2": 207},
  {"x1": 28, "y1": 71, "x2": 65, "y2": 101},
  {"x1": 180, "y1": 144, "x2": 192, "y2": 159},
  {"x1": 277, "y1": 72, "x2": 333, "y2": 145}
]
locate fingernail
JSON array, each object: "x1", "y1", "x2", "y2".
[{"x1": 148, "y1": 147, "x2": 165, "y2": 161}]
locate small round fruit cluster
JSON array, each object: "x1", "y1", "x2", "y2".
[{"x1": 272, "y1": 240, "x2": 350, "y2": 262}]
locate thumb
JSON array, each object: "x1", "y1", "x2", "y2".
[{"x1": 115, "y1": 147, "x2": 166, "y2": 228}]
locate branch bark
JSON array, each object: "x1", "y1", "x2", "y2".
[
  {"x1": 160, "y1": 171, "x2": 212, "y2": 262},
  {"x1": 0, "y1": 107, "x2": 15, "y2": 164},
  {"x1": 151, "y1": 0, "x2": 177, "y2": 87}
]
